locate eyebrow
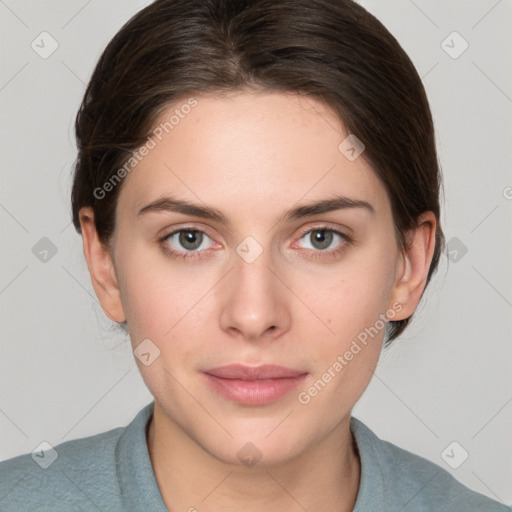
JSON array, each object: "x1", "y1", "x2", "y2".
[{"x1": 137, "y1": 194, "x2": 375, "y2": 225}]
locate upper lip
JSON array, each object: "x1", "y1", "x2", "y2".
[{"x1": 204, "y1": 364, "x2": 307, "y2": 381}]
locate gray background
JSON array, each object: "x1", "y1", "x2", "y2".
[{"x1": 1, "y1": 0, "x2": 511, "y2": 505}]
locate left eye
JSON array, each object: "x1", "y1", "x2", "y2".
[{"x1": 297, "y1": 228, "x2": 346, "y2": 251}]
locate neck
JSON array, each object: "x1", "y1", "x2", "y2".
[{"x1": 147, "y1": 403, "x2": 361, "y2": 512}]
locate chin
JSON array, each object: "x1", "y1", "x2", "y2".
[
  {"x1": 194, "y1": 415, "x2": 316, "y2": 468},
  {"x1": 203, "y1": 436, "x2": 307, "y2": 469}
]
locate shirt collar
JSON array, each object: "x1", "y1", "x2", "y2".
[
  {"x1": 351, "y1": 416, "x2": 388, "y2": 510},
  {"x1": 116, "y1": 401, "x2": 168, "y2": 511}
]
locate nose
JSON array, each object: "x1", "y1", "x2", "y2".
[{"x1": 219, "y1": 244, "x2": 291, "y2": 341}]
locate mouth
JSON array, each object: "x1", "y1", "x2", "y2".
[{"x1": 202, "y1": 364, "x2": 309, "y2": 406}]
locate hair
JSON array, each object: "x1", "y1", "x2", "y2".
[{"x1": 71, "y1": 0, "x2": 445, "y2": 345}]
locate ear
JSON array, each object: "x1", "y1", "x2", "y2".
[
  {"x1": 387, "y1": 211, "x2": 437, "y2": 321},
  {"x1": 79, "y1": 207, "x2": 126, "y2": 323}
]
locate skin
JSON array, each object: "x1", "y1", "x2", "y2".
[{"x1": 79, "y1": 90, "x2": 436, "y2": 512}]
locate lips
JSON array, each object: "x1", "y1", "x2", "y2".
[
  {"x1": 202, "y1": 364, "x2": 308, "y2": 406},
  {"x1": 204, "y1": 364, "x2": 306, "y2": 380}
]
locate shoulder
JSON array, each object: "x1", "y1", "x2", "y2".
[
  {"x1": 0, "y1": 425, "x2": 125, "y2": 512},
  {"x1": 350, "y1": 417, "x2": 510, "y2": 512},
  {"x1": 0, "y1": 402, "x2": 167, "y2": 512}
]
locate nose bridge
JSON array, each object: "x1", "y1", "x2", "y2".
[{"x1": 219, "y1": 236, "x2": 289, "y2": 340}]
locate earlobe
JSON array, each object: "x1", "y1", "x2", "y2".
[
  {"x1": 388, "y1": 212, "x2": 437, "y2": 321},
  {"x1": 79, "y1": 207, "x2": 126, "y2": 323}
]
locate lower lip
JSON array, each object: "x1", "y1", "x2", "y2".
[{"x1": 202, "y1": 373, "x2": 308, "y2": 406}]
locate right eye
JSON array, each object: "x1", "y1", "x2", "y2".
[{"x1": 160, "y1": 229, "x2": 216, "y2": 260}]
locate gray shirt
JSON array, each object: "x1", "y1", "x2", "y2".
[{"x1": 0, "y1": 402, "x2": 509, "y2": 511}]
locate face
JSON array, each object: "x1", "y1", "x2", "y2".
[{"x1": 85, "y1": 91, "x2": 427, "y2": 466}]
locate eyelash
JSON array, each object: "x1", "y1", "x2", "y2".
[{"x1": 158, "y1": 225, "x2": 352, "y2": 261}]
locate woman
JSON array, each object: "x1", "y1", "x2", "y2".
[{"x1": 0, "y1": 0, "x2": 508, "y2": 510}]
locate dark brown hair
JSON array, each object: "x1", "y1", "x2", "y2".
[{"x1": 71, "y1": 0, "x2": 445, "y2": 344}]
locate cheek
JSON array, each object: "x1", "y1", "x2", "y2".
[
  {"x1": 116, "y1": 247, "x2": 219, "y2": 357},
  {"x1": 301, "y1": 257, "x2": 394, "y2": 344},
  {"x1": 294, "y1": 268, "x2": 390, "y2": 414}
]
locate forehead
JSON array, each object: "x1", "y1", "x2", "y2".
[{"x1": 118, "y1": 91, "x2": 388, "y2": 217}]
